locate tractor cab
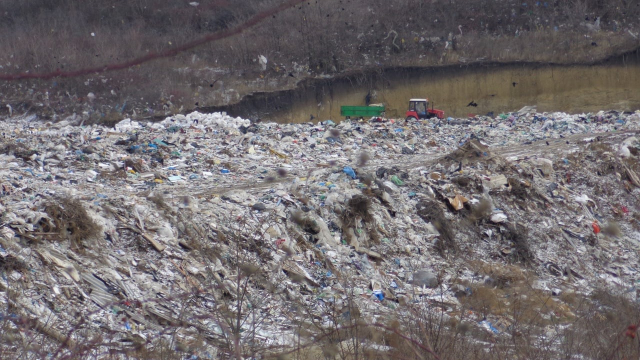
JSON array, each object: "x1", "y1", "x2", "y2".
[{"x1": 406, "y1": 98, "x2": 445, "y2": 120}]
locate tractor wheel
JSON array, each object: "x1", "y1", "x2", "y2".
[{"x1": 405, "y1": 116, "x2": 417, "y2": 122}]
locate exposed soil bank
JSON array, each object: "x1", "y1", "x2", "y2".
[{"x1": 210, "y1": 50, "x2": 640, "y2": 122}]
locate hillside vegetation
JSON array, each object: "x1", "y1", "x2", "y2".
[{"x1": 0, "y1": 0, "x2": 639, "y2": 120}]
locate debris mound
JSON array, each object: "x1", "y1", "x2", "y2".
[
  {"x1": 0, "y1": 109, "x2": 639, "y2": 358},
  {"x1": 445, "y1": 139, "x2": 491, "y2": 164}
]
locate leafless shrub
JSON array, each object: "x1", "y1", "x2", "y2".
[
  {"x1": 43, "y1": 197, "x2": 101, "y2": 248},
  {"x1": 147, "y1": 193, "x2": 175, "y2": 216},
  {"x1": 467, "y1": 197, "x2": 492, "y2": 222},
  {"x1": 504, "y1": 223, "x2": 534, "y2": 264},
  {"x1": 345, "y1": 195, "x2": 372, "y2": 223},
  {"x1": 99, "y1": 111, "x2": 125, "y2": 128},
  {"x1": 602, "y1": 221, "x2": 622, "y2": 237},
  {"x1": 508, "y1": 177, "x2": 529, "y2": 201},
  {"x1": 357, "y1": 151, "x2": 371, "y2": 167},
  {"x1": 417, "y1": 200, "x2": 457, "y2": 255},
  {"x1": 0, "y1": 141, "x2": 36, "y2": 162}
]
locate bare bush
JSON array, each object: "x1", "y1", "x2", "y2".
[{"x1": 43, "y1": 197, "x2": 102, "y2": 249}]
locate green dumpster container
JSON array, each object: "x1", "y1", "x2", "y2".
[{"x1": 340, "y1": 105, "x2": 385, "y2": 119}]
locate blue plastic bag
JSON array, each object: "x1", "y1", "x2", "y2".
[{"x1": 343, "y1": 166, "x2": 357, "y2": 179}]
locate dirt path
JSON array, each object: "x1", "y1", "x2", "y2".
[{"x1": 174, "y1": 129, "x2": 639, "y2": 197}]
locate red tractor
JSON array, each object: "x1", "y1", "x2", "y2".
[{"x1": 405, "y1": 98, "x2": 445, "y2": 121}]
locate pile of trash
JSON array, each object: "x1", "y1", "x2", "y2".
[{"x1": 1, "y1": 108, "x2": 640, "y2": 358}]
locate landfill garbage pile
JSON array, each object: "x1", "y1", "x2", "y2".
[{"x1": 1, "y1": 108, "x2": 640, "y2": 359}]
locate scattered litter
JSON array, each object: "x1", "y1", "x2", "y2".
[{"x1": 0, "y1": 108, "x2": 639, "y2": 356}]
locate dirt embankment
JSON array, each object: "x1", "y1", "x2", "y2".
[
  {"x1": 0, "y1": 0, "x2": 639, "y2": 122},
  {"x1": 206, "y1": 51, "x2": 640, "y2": 122}
]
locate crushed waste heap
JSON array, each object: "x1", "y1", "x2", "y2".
[{"x1": 1, "y1": 107, "x2": 640, "y2": 359}]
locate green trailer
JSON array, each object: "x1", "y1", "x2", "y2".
[{"x1": 340, "y1": 105, "x2": 385, "y2": 119}]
